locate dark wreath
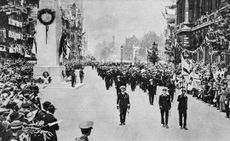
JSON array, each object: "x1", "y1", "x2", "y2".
[{"x1": 37, "y1": 8, "x2": 55, "y2": 26}]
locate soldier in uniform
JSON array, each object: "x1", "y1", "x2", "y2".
[
  {"x1": 168, "y1": 80, "x2": 176, "y2": 102},
  {"x1": 115, "y1": 75, "x2": 126, "y2": 96},
  {"x1": 117, "y1": 85, "x2": 130, "y2": 125},
  {"x1": 147, "y1": 79, "x2": 157, "y2": 105},
  {"x1": 177, "y1": 89, "x2": 188, "y2": 130},
  {"x1": 159, "y1": 87, "x2": 171, "y2": 128},
  {"x1": 75, "y1": 121, "x2": 94, "y2": 141}
]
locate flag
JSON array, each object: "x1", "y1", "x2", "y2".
[
  {"x1": 181, "y1": 55, "x2": 191, "y2": 75},
  {"x1": 31, "y1": 38, "x2": 37, "y2": 54}
]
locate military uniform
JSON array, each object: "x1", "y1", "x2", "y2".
[
  {"x1": 177, "y1": 91, "x2": 188, "y2": 129},
  {"x1": 76, "y1": 121, "x2": 94, "y2": 141},
  {"x1": 117, "y1": 86, "x2": 130, "y2": 125},
  {"x1": 147, "y1": 79, "x2": 157, "y2": 105},
  {"x1": 159, "y1": 88, "x2": 171, "y2": 128}
]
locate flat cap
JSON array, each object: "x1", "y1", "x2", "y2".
[{"x1": 79, "y1": 121, "x2": 94, "y2": 129}]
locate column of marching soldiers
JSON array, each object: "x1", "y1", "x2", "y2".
[{"x1": 95, "y1": 63, "x2": 188, "y2": 130}]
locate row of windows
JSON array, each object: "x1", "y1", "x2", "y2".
[{"x1": 177, "y1": 0, "x2": 223, "y2": 24}]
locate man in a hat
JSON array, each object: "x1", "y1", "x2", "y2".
[
  {"x1": 2, "y1": 120, "x2": 23, "y2": 141},
  {"x1": 159, "y1": 87, "x2": 171, "y2": 128},
  {"x1": 177, "y1": 89, "x2": 188, "y2": 130},
  {"x1": 117, "y1": 85, "x2": 130, "y2": 125},
  {"x1": 76, "y1": 121, "x2": 94, "y2": 141}
]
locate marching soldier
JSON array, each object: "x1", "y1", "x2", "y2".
[
  {"x1": 147, "y1": 79, "x2": 157, "y2": 105},
  {"x1": 159, "y1": 87, "x2": 171, "y2": 128},
  {"x1": 168, "y1": 80, "x2": 176, "y2": 102},
  {"x1": 117, "y1": 85, "x2": 130, "y2": 125},
  {"x1": 177, "y1": 89, "x2": 188, "y2": 130},
  {"x1": 75, "y1": 121, "x2": 94, "y2": 141},
  {"x1": 115, "y1": 75, "x2": 126, "y2": 96}
]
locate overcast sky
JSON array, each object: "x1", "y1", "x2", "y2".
[{"x1": 62, "y1": 0, "x2": 175, "y2": 54}]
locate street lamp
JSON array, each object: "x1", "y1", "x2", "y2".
[{"x1": 121, "y1": 45, "x2": 123, "y2": 63}]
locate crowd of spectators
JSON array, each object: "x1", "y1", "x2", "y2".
[{"x1": 0, "y1": 59, "x2": 59, "y2": 141}]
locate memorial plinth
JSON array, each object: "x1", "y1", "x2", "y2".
[{"x1": 33, "y1": 0, "x2": 64, "y2": 80}]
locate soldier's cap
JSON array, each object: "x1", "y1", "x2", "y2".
[
  {"x1": 120, "y1": 85, "x2": 126, "y2": 90},
  {"x1": 79, "y1": 121, "x2": 94, "y2": 129}
]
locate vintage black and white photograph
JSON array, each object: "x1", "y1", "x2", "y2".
[{"x1": 1, "y1": 0, "x2": 230, "y2": 141}]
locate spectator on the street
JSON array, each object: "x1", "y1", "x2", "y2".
[
  {"x1": 177, "y1": 89, "x2": 188, "y2": 130},
  {"x1": 159, "y1": 87, "x2": 171, "y2": 128},
  {"x1": 79, "y1": 68, "x2": 84, "y2": 83},
  {"x1": 224, "y1": 88, "x2": 230, "y2": 118},
  {"x1": 42, "y1": 104, "x2": 59, "y2": 141},
  {"x1": 71, "y1": 71, "x2": 76, "y2": 87},
  {"x1": 117, "y1": 85, "x2": 130, "y2": 125},
  {"x1": 76, "y1": 121, "x2": 94, "y2": 141}
]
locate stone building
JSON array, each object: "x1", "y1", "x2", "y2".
[
  {"x1": 0, "y1": 0, "x2": 39, "y2": 61},
  {"x1": 61, "y1": 2, "x2": 84, "y2": 63},
  {"x1": 163, "y1": 5, "x2": 177, "y2": 63},
  {"x1": 175, "y1": 0, "x2": 230, "y2": 65}
]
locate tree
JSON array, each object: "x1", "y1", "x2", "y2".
[{"x1": 148, "y1": 42, "x2": 159, "y2": 65}]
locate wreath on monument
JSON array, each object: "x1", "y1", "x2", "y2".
[{"x1": 37, "y1": 8, "x2": 55, "y2": 26}]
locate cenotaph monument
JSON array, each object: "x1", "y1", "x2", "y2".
[{"x1": 34, "y1": 0, "x2": 64, "y2": 80}]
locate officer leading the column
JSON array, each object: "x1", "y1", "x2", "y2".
[{"x1": 117, "y1": 85, "x2": 130, "y2": 125}]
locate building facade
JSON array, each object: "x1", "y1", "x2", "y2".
[
  {"x1": 0, "y1": 0, "x2": 39, "y2": 61},
  {"x1": 175, "y1": 0, "x2": 230, "y2": 66},
  {"x1": 61, "y1": 2, "x2": 84, "y2": 63},
  {"x1": 163, "y1": 5, "x2": 177, "y2": 63}
]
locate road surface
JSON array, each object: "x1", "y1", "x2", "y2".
[{"x1": 41, "y1": 67, "x2": 230, "y2": 141}]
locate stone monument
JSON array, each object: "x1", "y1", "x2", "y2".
[{"x1": 34, "y1": 0, "x2": 64, "y2": 80}]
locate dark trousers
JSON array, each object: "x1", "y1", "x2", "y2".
[
  {"x1": 225, "y1": 104, "x2": 229, "y2": 117},
  {"x1": 80, "y1": 76, "x2": 83, "y2": 83},
  {"x1": 169, "y1": 91, "x2": 174, "y2": 102},
  {"x1": 120, "y1": 109, "x2": 127, "y2": 123},
  {"x1": 160, "y1": 109, "x2": 169, "y2": 125},
  {"x1": 179, "y1": 110, "x2": 187, "y2": 128},
  {"x1": 71, "y1": 79, "x2": 75, "y2": 87},
  {"x1": 149, "y1": 94, "x2": 154, "y2": 105}
]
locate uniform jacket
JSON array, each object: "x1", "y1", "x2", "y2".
[
  {"x1": 177, "y1": 94, "x2": 188, "y2": 111},
  {"x1": 117, "y1": 92, "x2": 130, "y2": 110},
  {"x1": 168, "y1": 83, "x2": 176, "y2": 93},
  {"x1": 159, "y1": 94, "x2": 171, "y2": 110},
  {"x1": 147, "y1": 83, "x2": 157, "y2": 95}
]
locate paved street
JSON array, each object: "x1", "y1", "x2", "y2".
[{"x1": 41, "y1": 67, "x2": 230, "y2": 141}]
